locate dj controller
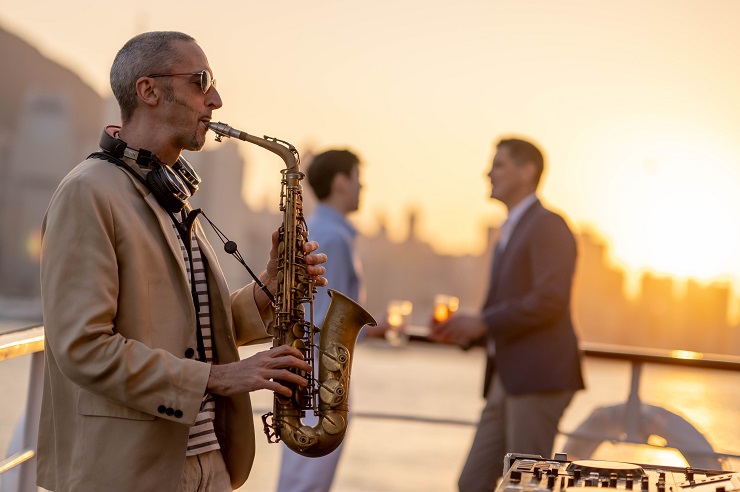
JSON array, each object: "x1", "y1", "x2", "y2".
[{"x1": 496, "y1": 453, "x2": 739, "y2": 492}]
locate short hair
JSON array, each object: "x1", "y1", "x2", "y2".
[
  {"x1": 496, "y1": 138, "x2": 545, "y2": 185},
  {"x1": 110, "y1": 31, "x2": 196, "y2": 123},
  {"x1": 307, "y1": 149, "x2": 360, "y2": 200}
]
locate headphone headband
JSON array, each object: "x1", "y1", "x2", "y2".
[{"x1": 97, "y1": 126, "x2": 196, "y2": 214}]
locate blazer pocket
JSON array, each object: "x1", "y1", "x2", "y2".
[{"x1": 77, "y1": 388, "x2": 156, "y2": 421}]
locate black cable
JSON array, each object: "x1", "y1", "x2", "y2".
[{"x1": 199, "y1": 211, "x2": 276, "y2": 304}]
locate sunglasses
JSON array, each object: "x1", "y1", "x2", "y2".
[{"x1": 147, "y1": 70, "x2": 216, "y2": 94}]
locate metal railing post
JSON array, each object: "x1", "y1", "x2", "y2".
[{"x1": 18, "y1": 350, "x2": 43, "y2": 492}]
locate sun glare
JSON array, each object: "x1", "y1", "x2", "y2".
[{"x1": 604, "y1": 139, "x2": 740, "y2": 283}]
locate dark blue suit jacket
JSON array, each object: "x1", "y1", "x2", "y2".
[{"x1": 481, "y1": 200, "x2": 584, "y2": 397}]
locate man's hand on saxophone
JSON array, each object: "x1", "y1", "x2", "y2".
[
  {"x1": 208, "y1": 230, "x2": 326, "y2": 400},
  {"x1": 255, "y1": 229, "x2": 328, "y2": 315},
  {"x1": 206, "y1": 345, "x2": 312, "y2": 398}
]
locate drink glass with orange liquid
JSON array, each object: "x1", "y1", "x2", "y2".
[
  {"x1": 384, "y1": 300, "x2": 412, "y2": 347},
  {"x1": 432, "y1": 294, "x2": 459, "y2": 325}
]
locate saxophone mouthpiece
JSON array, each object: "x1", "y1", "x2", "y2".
[{"x1": 206, "y1": 121, "x2": 247, "y2": 142}]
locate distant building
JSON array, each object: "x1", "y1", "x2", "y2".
[{"x1": 0, "y1": 27, "x2": 104, "y2": 298}]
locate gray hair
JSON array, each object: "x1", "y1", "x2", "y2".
[{"x1": 110, "y1": 31, "x2": 196, "y2": 123}]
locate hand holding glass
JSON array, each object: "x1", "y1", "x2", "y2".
[{"x1": 385, "y1": 300, "x2": 412, "y2": 347}]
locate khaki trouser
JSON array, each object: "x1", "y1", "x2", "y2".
[
  {"x1": 176, "y1": 450, "x2": 232, "y2": 492},
  {"x1": 458, "y1": 375, "x2": 574, "y2": 492}
]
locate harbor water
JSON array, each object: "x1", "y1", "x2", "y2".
[{"x1": 2, "y1": 320, "x2": 740, "y2": 491}]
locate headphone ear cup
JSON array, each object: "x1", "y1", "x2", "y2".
[
  {"x1": 145, "y1": 166, "x2": 191, "y2": 214},
  {"x1": 173, "y1": 156, "x2": 201, "y2": 195}
]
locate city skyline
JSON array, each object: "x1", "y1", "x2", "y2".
[
  {"x1": 2, "y1": 1, "x2": 740, "y2": 295},
  {"x1": 0, "y1": 21, "x2": 736, "y2": 354}
]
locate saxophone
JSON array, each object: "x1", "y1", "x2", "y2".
[{"x1": 206, "y1": 121, "x2": 377, "y2": 457}]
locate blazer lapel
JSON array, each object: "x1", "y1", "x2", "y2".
[
  {"x1": 485, "y1": 200, "x2": 542, "y2": 303},
  {"x1": 118, "y1": 167, "x2": 189, "y2": 284}
]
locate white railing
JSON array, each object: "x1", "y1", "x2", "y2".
[{"x1": 0, "y1": 326, "x2": 44, "y2": 492}]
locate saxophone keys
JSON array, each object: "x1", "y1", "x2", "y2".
[
  {"x1": 291, "y1": 320, "x2": 305, "y2": 339},
  {"x1": 320, "y1": 344, "x2": 350, "y2": 373},
  {"x1": 292, "y1": 426, "x2": 319, "y2": 449},
  {"x1": 321, "y1": 411, "x2": 347, "y2": 435},
  {"x1": 319, "y1": 378, "x2": 346, "y2": 406}
]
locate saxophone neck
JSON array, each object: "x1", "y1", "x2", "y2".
[{"x1": 206, "y1": 121, "x2": 299, "y2": 171}]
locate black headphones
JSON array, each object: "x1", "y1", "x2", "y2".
[
  {"x1": 95, "y1": 126, "x2": 202, "y2": 214},
  {"x1": 90, "y1": 126, "x2": 277, "y2": 306}
]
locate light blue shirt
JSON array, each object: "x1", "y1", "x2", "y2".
[{"x1": 306, "y1": 203, "x2": 364, "y2": 337}]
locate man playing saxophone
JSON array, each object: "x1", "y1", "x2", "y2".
[{"x1": 38, "y1": 31, "x2": 327, "y2": 492}]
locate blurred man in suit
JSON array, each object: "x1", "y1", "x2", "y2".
[{"x1": 431, "y1": 137, "x2": 584, "y2": 492}]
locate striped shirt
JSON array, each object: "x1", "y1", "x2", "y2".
[{"x1": 174, "y1": 219, "x2": 220, "y2": 456}]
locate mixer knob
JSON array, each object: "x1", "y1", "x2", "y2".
[
  {"x1": 626, "y1": 473, "x2": 634, "y2": 490},
  {"x1": 510, "y1": 470, "x2": 522, "y2": 482},
  {"x1": 686, "y1": 469, "x2": 695, "y2": 481},
  {"x1": 547, "y1": 474, "x2": 556, "y2": 488},
  {"x1": 590, "y1": 472, "x2": 600, "y2": 487},
  {"x1": 610, "y1": 473, "x2": 618, "y2": 487},
  {"x1": 641, "y1": 476, "x2": 650, "y2": 490}
]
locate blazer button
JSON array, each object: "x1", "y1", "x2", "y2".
[
  {"x1": 158, "y1": 405, "x2": 167, "y2": 414},
  {"x1": 166, "y1": 407, "x2": 175, "y2": 416},
  {"x1": 185, "y1": 348, "x2": 195, "y2": 358},
  {"x1": 174, "y1": 410, "x2": 183, "y2": 418}
]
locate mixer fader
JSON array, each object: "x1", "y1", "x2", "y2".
[{"x1": 497, "y1": 453, "x2": 740, "y2": 492}]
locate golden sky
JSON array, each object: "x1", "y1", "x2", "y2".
[{"x1": 3, "y1": 0, "x2": 740, "y2": 288}]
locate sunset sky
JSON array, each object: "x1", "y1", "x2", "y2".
[{"x1": 3, "y1": 0, "x2": 740, "y2": 292}]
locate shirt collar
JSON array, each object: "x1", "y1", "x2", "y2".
[
  {"x1": 506, "y1": 193, "x2": 538, "y2": 227},
  {"x1": 314, "y1": 203, "x2": 357, "y2": 237}
]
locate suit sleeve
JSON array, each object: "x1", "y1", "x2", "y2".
[
  {"x1": 481, "y1": 213, "x2": 577, "y2": 340},
  {"x1": 41, "y1": 171, "x2": 210, "y2": 425},
  {"x1": 231, "y1": 283, "x2": 272, "y2": 346}
]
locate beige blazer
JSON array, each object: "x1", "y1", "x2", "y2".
[{"x1": 38, "y1": 157, "x2": 271, "y2": 491}]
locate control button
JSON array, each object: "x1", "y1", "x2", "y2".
[
  {"x1": 590, "y1": 472, "x2": 600, "y2": 487},
  {"x1": 157, "y1": 405, "x2": 167, "y2": 414},
  {"x1": 174, "y1": 409, "x2": 183, "y2": 418},
  {"x1": 510, "y1": 471, "x2": 521, "y2": 482},
  {"x1": 166, "y1": 407, "x2": 174, "y2": 416},
  {"x1": 547, "y1": 474, "x2": 556, "y2": 488},
  {"x1": 554, "y1": 453, "x2": 568, "y2": 461}
]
